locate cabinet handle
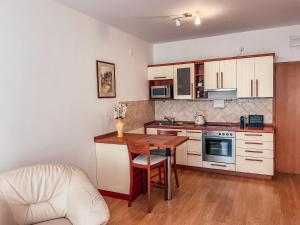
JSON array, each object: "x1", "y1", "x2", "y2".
[
  {"x1": 256, "y1": 79, "x2": 259, "y2": 97},
  {"x1": 245, "y1": 158, "x2": 263, "y2": 162},
  {"x1": 191, "y1": 83, "x2": 194, "y2": 99},
  {"x1": 211, "y1": 163, "x2": 227, "y2": 167},
  {"x1": 251, "y1": 80, "x2": 253, "y2": 97},
  {"x1": 216, "y1": 72, "x2": 219, "y2": 88},
  {"x1": 154, "y1": 76, "x2": 166, "y2": 79},
  {"x1": 244, "y1": 134, "x2": 263, "y2": 137},
  {"x1": 187, "y1": 153, "x2": 202, "y2": 156},
  {"x1": 221, "y1": 72, "x2": 223, "y2": 88},
  {"x1": 189, "y1": 138, "x2": 202, "y2": 141},
  {"x1": 187, "y1": 131, "x2": 202, "y2": 134},
  {"x1": 245, "y1": 150, "x2": 263, "y2": 153},
  {"x1": 245, "y1": 142, "x2": 263, "y2": 145}
]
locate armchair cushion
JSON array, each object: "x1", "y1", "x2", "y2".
[{"x1": 0, "y1": 164, "x2": 109, "y2": 225}]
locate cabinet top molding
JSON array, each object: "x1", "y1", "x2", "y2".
[{"x1": 148, "y1": 53, "x2": 275, "y2": 67}]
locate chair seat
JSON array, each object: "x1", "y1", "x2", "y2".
[
  {"x1": 34, "y1": 218, "x2": 72, "y2": 225},
  {"x1": 151, "y1": 149, "x2": 167, "y2": 156},
  {"x1": 133, "y1": 154, "x2": 166, "y2": 165}
]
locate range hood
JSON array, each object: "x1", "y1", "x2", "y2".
[
  {"x1": 205, "y1": 88, "x2": 237, "y2": 92},
  {"x1": 206, "y1": 89, "x2": 237, "y2": 100}
]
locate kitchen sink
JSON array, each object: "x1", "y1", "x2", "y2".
[{"x1": 153, "y1": 121, "x2": 184, "y2": 126}]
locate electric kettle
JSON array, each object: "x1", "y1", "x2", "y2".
[{"x1": 194, "y1": 112, "x2": 205, "y2": 125}]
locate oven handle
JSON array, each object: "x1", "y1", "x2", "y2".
[{"x1": 203, "y1": 137, "x2": 235, "y2": 140}]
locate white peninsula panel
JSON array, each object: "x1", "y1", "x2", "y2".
[{"x1": 96, "y1": 143, "x2": 130, "y2": 194}]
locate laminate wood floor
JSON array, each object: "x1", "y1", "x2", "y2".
[{"x1": 104, "y1": 170, "x2": 300, "y2": 225}]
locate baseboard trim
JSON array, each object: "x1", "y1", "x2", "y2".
[
  {"x1": 177, "y1": 165, "x2": 273, "y2": 180},
  {"x1": 99, "y1": 189, "x2": 129, "y2": 200}
]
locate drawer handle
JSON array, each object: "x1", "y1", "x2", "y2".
[
  {"x1": 187, "y1": 153, "x2": 201, "y2": 156},
  {"x1": 211, "y1": 163, "x2": 227, "y2": 167},
  {"x1": 244, "y1": 134, "x2": 263, "y2": 137},
  {"x1": 245, "y1": 142, "x2": 263, "y2": 145},
  {"x1": 154, "y1": 76, "x2": 167, "y2": 79},
  {"x1": 245, "y1": 158, "x2": 263, "y2": 162},
  {"x1": 189, "y1": 138, "x2": 201, "y2": 141},
  {"x1": 187, "y1": 131, "x2": 202, "y2": 134},
  {"x1": 245, "y1": 150, "x2": 263, "y2": 153}
]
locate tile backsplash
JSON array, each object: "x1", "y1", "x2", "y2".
[
  {"x1": 155, "y1": 98, "x2": 273, "y2": 123},
  {"x1": 121, "y1": 100, "x2": 155, "y2": 131}
]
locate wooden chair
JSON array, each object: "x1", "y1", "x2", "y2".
[
  {"x1": 127, "y1": 140, "x2": 167, "y2": 213},
  {"x1": 152, "y1": 130, "x2": 180, "y2": 188}
]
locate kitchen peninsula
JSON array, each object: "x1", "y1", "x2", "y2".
[{"x1": 94, "y1": 132, "x2": 188, "y2": 200}]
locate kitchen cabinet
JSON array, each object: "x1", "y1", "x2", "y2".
[
  {"x1": 236, "y1": 132, "x2": 274, "y2": 175},
  {"x1": 186, "y1": 130, "x2": 203, "y2": 167},
  {"x1": 173, "y1": 63, "x2": 194, "y2": 99},
  {"x1": 202, "y1": 161, "x2": 236, "y2": 171},
  {"x1": 237, "y1": 56, "x2": 273, "y2": 98},
  {"x1": 204, "y1": 59, "x2": 237, "y2": 90},
  {"x1": 148, "y1": 65, "x2": 174, "y2": 80}
]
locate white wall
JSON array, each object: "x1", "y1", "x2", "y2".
[
  {"x1": 0, "y1": 0, "x2": 152, "y2": 182},
  {"x1": 153, "y1": 25, "x2": 300, "y2": 63}
]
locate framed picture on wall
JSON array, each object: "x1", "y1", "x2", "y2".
[{"x1": 96, "y1": 60, "x2": 116, "y2": 98}]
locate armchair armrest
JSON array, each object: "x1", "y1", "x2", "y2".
[
  {"x1": 66, "y1": 167, "x2": 110, "y2": 225},
  {"x1": 0, "y1": 191, "x2": 17, "y2": 225}
]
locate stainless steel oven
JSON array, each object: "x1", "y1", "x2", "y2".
[
  {"x1": 150, "y1": 85, "x2": 172, "y2": 99},
  {"x1": 203, "y1": 131, "x2": 236, "y2": 164}
]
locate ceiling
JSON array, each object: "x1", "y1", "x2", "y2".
[{"x1": 53, "y1": 0, "x2": 300, "y2": 43}]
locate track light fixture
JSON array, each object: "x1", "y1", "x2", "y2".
[{"x1": 173, "y1": 13, "x2": 201, "y2": 27}]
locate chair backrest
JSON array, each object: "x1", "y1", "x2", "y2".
[
  {"x1": 127, "y1": 141, "x2": 151, "y2": 166},
  {"x1": 157, "y1": 129, "x2": 178, "y2": 136}
]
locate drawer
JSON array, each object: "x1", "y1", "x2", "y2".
[
  {"x1": 146, "y1": 128, "x2": 157, "y2": 135},
  {"x1": 236, "y1": 132, "x2": 273, "y2": 142},
  {"x1": 187, "y1": 154, "x2": 202, "y2": 167},
  {"x1": 187, "y1": 139, "x2": 202, "y2": 154},
  {"x1": 236, "y1": 156, "x2": 274, "y2": 175},
  {"x1": 202, "y1": 161, "x2": 235, "y2": 171},
  {"x1": 236, "y1": 147, "x2": 273, "y2": 159},
  {"x1": 236, "y1": 139, "x2": 273, "y2": 150},
  {"x1": 186, "y1": 130, "x2": 202, "y2": 139}
]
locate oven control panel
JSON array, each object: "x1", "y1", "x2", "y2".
[{"x1": 203, "y1": 131, "x2": 236, "y2": 138}]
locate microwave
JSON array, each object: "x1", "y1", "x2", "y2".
[{"x1": 150, "y1": 85, "x2": 172, "y2": 99}]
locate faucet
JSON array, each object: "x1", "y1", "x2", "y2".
[{"x1": 164, "y1": 115, "x2": 176, "y2": 124}]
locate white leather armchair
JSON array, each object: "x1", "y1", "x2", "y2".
[{"x1": 0, "y1": 164, "x2": 110, "y2": 225}]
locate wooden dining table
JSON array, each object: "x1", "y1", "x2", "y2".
[{"x1": 94, "y1": 132, "x2": 189, "y2": 200}]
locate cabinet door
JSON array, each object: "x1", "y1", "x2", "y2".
[
  {"x1": 204, "y1": 61, "x2": 220, "y2": 90},
  {"x1": 148, "y1": 65, "x2": 174, "y2": 80},
  {"x1": 237, "y1": 58, "x2": 255, "y2": 98},
  {"x1": 254, "y1": 56, "x2": 274, "y2": 97},
  {"x1": 219, "y1": 59, "x2": 237, "y2": 89},
  {"x1": 174, "y1": 64, "x2": 194, "y2": 99},
  {"x1": 176, "y1": 143, "x2": 187, "y2": 165}
]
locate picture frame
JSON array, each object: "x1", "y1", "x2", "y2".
[{"x1": 96, "y1": 60, "x2": 116, "y2": 98}]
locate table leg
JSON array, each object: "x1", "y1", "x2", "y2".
[{"x1": 166, "y1": 148, "x2": 172, "y2": 200}]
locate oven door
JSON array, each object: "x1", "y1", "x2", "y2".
[
  {"x1": 203, "y1": 137, "x2": 235, "y2": 164},
  {"x1": 151, "y1": 86, "x2": 170, "y2": 98}
]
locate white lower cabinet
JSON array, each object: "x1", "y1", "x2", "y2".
[
  {"x1": 236, "y1": 156, "x2": 273, "y2": 175},
  {"x1": 236, "y1": 131, "x2": 274, "y2": 176},
  {"x1": 187, "y1": 154, "x2": 202, "y2": 167},
  {"x1": 203, "y1": 161, "x2": 235, "y2": 171}
]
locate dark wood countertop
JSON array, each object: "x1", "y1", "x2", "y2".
[
  {"x1": 94, "y1": 132, "x2": 189, "y2": 149},
  {"x1": 144, "y1": 121, "x2": 274, "y2": 133}
]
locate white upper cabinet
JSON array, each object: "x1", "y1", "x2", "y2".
[
  {"x1": 219, "y1": 59, "x2": 237, "y2": 89},
  {"x1": 204, "y1": 59, "x2": 237, "y2": 90},
  {"x1": 237, "y1": 58, "x2": 255, "y2": 98},
  {"x1": 173, "y1": 63, "x2": 194, "y2": 99},
  {"x1": 204, "y1": 61, "x2": 219, "y2": 90},
  {"x1": 254, "y1": 56, "x2": 274, "y2": 97},
  {"x1": 237, "y1": 56, "x2": 273, "y2": 98},
  {"x1": 148, "y1": 65, "x2": 174, "y2": 80}
]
